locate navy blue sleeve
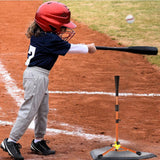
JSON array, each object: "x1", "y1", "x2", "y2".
[{"x1": 48, "y1": 35, "x2": 71, "y2": 56}]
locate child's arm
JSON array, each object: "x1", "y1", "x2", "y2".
[{"x1": 67, "y1": 43, "x2": 96, "y2": 54}]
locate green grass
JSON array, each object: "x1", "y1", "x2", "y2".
[
  {"x1": 47, "y1": 0, "x2": 160, "y2": 66},
  {"x1": 146, "y1": 55, "x2": 160, "y2": 67}
]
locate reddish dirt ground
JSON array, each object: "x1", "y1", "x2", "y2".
[{"x1": 0, "y1": 1, "x2": 160, "y2": 160}]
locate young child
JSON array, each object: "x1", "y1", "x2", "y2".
[{"x1": 1, "y1": 1, "x2": 96, "y2": 160}]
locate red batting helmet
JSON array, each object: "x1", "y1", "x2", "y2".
[{"x1": 35, "y1": 1, "x2": 76, "y2": 34}]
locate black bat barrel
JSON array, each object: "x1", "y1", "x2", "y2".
[
  {"x1": 96, "y1": 46, "x2": 158, "y2": 55},
  {"x1": 127, "y1": 46, "x2": 158, "y2": 55}
]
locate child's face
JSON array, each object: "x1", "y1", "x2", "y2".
[
  {"x1": 59, "y1": 27, "x2": 75, "y2": 41},
  {"x1": 60, "y1": 27, "x2": 67, "y2": 34}
]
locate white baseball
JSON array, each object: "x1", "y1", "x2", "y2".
[{"x1": 125, "y1": 14, "x2": 135, "y2": 24}]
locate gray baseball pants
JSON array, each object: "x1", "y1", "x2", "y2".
[{"x1": 10, "y1": 67, "x2": 49, "y2": 141}]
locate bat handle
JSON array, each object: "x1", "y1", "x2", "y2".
[{"x1": 115, "y1": 76, "x2": 120, "y2": 96}]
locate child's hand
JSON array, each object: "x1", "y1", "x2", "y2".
[{"x1": 87, "y1": 43, "x2": 96, "y2": 54}]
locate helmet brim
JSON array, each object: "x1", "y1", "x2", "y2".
[{"x1": 63, "y1": 21, "x2": 77, "y2": 29}]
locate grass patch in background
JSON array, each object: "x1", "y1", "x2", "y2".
[
  {"x1": 51, "y1": 0, "x2": 160, "y2": 66},
  {"x1": 146, "y1": 55, "x2": 160, "y2": 67}
]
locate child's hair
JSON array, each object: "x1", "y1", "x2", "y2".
[{"x1": 26, "y1": 21, "x2": 43, "y2": 38}]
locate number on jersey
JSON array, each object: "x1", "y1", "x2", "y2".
[{"x1": 25, "y1": 45, "x2": 36, "y2": 66}]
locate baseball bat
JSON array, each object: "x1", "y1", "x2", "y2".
[{"x1": 96, "y1": 46, "x2": 158, "y2": 55}]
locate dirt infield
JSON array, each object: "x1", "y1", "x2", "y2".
[{"x1": 0, "y1": 1, "x2": 160, "y2": 160}]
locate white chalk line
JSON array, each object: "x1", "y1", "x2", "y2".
[
  {"x1": 49, "y1": 91, "x2": 160, "y2": 97},
  {"x1": 0, "y1": 120, "x2": 128, "y2": 143},
  {"x1": 12, "y1": 90, "x2": 160, "y2": 97},
  {"x1": 0, "y1": 61, "x2": 24, "y2": 107}
]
